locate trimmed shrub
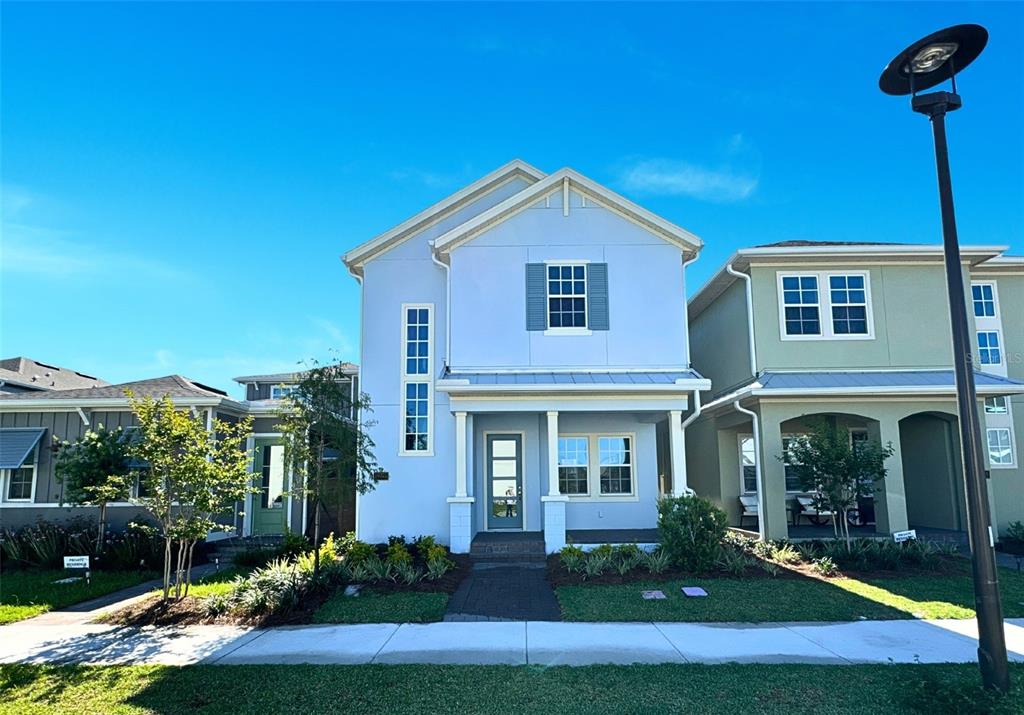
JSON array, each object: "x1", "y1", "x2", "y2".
[
  {"x1": 656, "y1": 495, "x2": 728, "y2": 573},
  {"x1": 642, "y1": 548, "x2": 670, "y2": 575},
  {"x1": 559, "y1": 545, "x2": 586, "y2": 573}
]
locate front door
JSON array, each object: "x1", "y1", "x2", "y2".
[
  {"x1": 252, "y1": 440, "x2": 287, "y2": 535},
  {"x1": 486, "y1": 434, "x2": 523, "y2": 530}
]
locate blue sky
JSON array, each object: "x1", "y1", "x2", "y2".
[{"x1": 2, "y1": 2, "x2": 1022, "y2": 397}]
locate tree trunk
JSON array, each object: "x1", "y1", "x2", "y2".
[
  {"x1": 183, "y1": 541, "x2": 196, "y2": 598},
  {"x1": 313, "y1": 495, "x2": 321, "y2": 579},
  {"x1": 96, "y1": 502, "x2": 107, "y2": 554},
  {"x1": 162, "y1": 536, "x2": 172, "y2": 600}
]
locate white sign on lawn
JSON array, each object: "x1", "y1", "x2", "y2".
[
  {"x1": 63, "y1": 555, "x2": 90, "y2": 569},
  {"x1": 892, "y1": 529, "x2": 917, "y2": 543}
]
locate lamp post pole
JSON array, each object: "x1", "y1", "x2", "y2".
[{"x1": 912, "y1": 89, "x2": 1009, "y2": 693}]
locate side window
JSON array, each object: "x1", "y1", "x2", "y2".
[
  {"x1": 972, "y1": 283, "x2": 996, "y2": 317},
  {"x1": 547, "y1": 264, "x2": 587, "y2": 328},
  {"x1": 401, "y1": 305, "x2": 433, "y2": 454},
  {"x1": 978, "y1": 331, "x2": 1002, "y2": 365}
]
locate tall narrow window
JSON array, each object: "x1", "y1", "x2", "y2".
[
  {"x1": 781, "y1": 437, "x2": 803, "y2": 492},
  {"x1": 557, "y1": 437, "x2": 589, "y2": 495},
  {"x1": 401, "y1": 305, "x2": 432, "y2": 454},
  {"x1": 987, "y1": 428, "x2": 1014, "y2": 466},
  {"x1": 978, "y1": 331, "x2": 1002, "y2": 365},
  {"x1": 739, "y1": 436, "x2": 757, "y2": 493},
  {"x1": 598, "y1": 436, "x2": 633, "y2": 495},
  {"x1": 781, "y1": 276, "x2": 821, "y2": 336},
  {"x1": 830, "y1": 275, "x2": 868, "y2": 335},
  {"x1": 972, "y1": 283, "x2": 996, "y2": 317},
  {"x1": 547, "y1": 264, "x2": 587, "y2": 328}
]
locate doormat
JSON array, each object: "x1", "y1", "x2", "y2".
[
  {"x1": 681, "y1": 586, "x2": 708, "y2": 597},
  {"x1": 641, "y1": 590, "x2": 667, "y2": 600}
]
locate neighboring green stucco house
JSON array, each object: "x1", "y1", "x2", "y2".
[{"x1": 686, "y1": 241, "x2": 1024, "y2": 541}]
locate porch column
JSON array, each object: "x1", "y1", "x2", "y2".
[
  {"x1": 541, "y1": 410, "x2": 569, "y2": 553},
  {"x1": 757, "y1": 405, "x2": 793, "y2": 541},
  {"x1": 870, "y1": 415, "x2": 909, "y2": 534},
  {"x1": 447, "y1": 411, "x2": 474, "y2": 553},
  {"x1": 668, "y1": 410, "x2": 688, "y2": 496}
]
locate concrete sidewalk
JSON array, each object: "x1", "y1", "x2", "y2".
[{"x1": 2, "y1": 618, "x2": 1023, "y2": 667}]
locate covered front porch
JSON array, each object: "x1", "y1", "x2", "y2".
[{"x1": 436, "y1": 369, "x2": 710, "y2": 553}]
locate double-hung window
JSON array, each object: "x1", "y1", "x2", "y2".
[
  {"x1": 779, "y1": 271, "x2": 872, "y2": 339},
  {"x1": 4, "y1": 446, "x2": 37, "y2": 502},
  {"x1": 598, "y1": 436, "x2": 633, "y2": 496},
  {"x1": 978, "y1": 331, "x2": 1002, "y2": 366},
  {"x1": 987, "y1": 428, "x2": 1014, "y2": 467},
  {"x1": 557, "y1": 437, "x2": 589, "y2": 495},
  {"x1": 401, "y1": 305, "x2": 432, "y2": 454},
  {"x1": 972, "y1": 283, "x2": 997, "y2": 317},
  {"x1": 985, "y1": 396, "x2": 1009, "y2": 414},
  {"x1": 547, "y1": 264, "x2": 587, "y2": 329},
  {"x1": 739, "y1": 435, "x2": 758, "y2": 493}
]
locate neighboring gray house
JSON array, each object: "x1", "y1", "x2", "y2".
[
  {"x1": 0, "y1": 375, "x2": 247, "y2": 532},
  {"x1": 233, "y1": 365, "x2": 359, "y2": 537},
  {"x1": 0, "y1": 357, "x2": 108, "y2": 394}
]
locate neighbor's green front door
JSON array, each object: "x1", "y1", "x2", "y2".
[
  {"x1": 486, "y1": 434, "x2": 523, "y2": 530},
  {"x1": 252, "y1": 439, "x2": 287, "y2": 535}
]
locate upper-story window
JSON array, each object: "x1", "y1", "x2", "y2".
[
  {"x1": 985, "y1": 396, "x2": 1008, "y2": 414},
  {"x1": 401, "y1": 304, "x2": 433, "y2": 455},
  {"x1": 972, "y1": 283, "x2": 997, "y2": 317},
  {"x1": 778, "y1": 271, "x2": 873, "y2": 340},
  {"x1": 270, "y1": 385, "x2": 298, "y2": 400},
  {"x1": 978, "y1": 330, "x2": 1002, "y2": 365},
  {"x1": 547, "y1": 264, "x2": 587, "y2": 329}
]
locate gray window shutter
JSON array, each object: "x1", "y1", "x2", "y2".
[
  {"x1": 588, "y1": 263, "x2": 609, "y2": 330},
  {"x1": 525, "y1": 263, "x2": 548, "y2": 331}
]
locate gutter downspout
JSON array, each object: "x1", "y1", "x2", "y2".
[
  {"x1": 732, "y1": 400, "x2": 766, "y2": 541},
  {"x1": 429, "y1": 242, "x2": 452, "y2": 369},
  {"x1": 343, "y1": 259, "x2": 364, "y2": 541},
  {"x1": 677, "y1": 388, "x2": 702, "y2": 492},
  {"x1": 726, "y1": 262, "x2": 757, "y2": 376},
  {"x1": 682, "y1": 254, "x2": 699, "y2": 367}
]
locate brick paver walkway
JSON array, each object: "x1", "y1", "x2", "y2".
[{"x1": 445, "y1": 564, "x2": 561, "y2": 622}]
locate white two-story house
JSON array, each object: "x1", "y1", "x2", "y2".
[{"x1": 343, "y1": 160, "x2": 709, "y2": 553}]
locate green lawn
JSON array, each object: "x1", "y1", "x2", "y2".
[
  {"x1": 1, "y1": 663, "x2": 1022, "y2": 715},
  {"x1": 0, "y1": 570, "x2": 157, "y2": 625},
  {"x1": 557, "y1": 567, "x2": 1024, "y2": 622},
  {"x1": 312, "y1": 588, "x2": 449, "y2": 624},
  {"x1": 148, "y1": 567, "x2": 248, "y2": 599}
]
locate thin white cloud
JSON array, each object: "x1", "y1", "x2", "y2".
[{"x1": 618, "y1": 159, "x2": 758, "y2": 203}]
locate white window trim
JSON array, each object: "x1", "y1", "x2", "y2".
[
  {"x1": 557, "y1": 432, "x2": 639, "y2": 502},
  {"x1": 977, "y1": 329, "x2": 1004, "y2": 367},
  {"x1": 985, "y1": 396, "x2": 1009, "y2": 415},
  {"x1": 971, "y1": 280, "x2": 1000, "y2": 320},
  {"x1": 557, "y1": 433, "x2": 591, "y2": 497},
  {"x1": 987, "y1": 427, "x2": 1017, "y2": 469},
  {"x1": 738, "y1": 433, "x2": 758, "y2": 495},
  {"x1": 399, "y1": 303, "x2": 434, "y2": 457},
  {"x1": 2, "y1": 447, "x2": 38, "y2": 503},
  {"x1": 270, "y1": 384, "x2": 297, "y2": 400},
  {"x1": 545, "y1": 261, "x2": 589, "y2": 333},
  {"x1": 776, "y1": 270, "x2": 875, "y2": 342}
]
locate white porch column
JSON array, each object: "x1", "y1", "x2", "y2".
[
  {"x1": 668, "y1": 409, "x2": 689, "y2": 497},
  {"x1": 542, "y1": 410, "x2": 568, "y2": 553},
  {"x1": 447, "y1": 411, "x2": 474, "y2": 553}
]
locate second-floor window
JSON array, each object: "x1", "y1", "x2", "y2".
[
  {"x1": 547, "y1": 264, "x2": 587, "y2": 328},
  {"x1": 985, "y1": 396, "x2": 1009, "y2": 414},
  {"x1": 978, "y1": 331, "x2": 1002, "y2": 365},
  {"x1": 779, "y1": 271, "x2": 872, "y2": 340},
  {"x1": 972, "y1": 283, "x2": 997, "y2": 317},
  {"x1": 270, "y1": 385, "x2": 297, "y2": 400},
  {"x1": 401, "y1": 304, "x2": 432, "y2": 454}
]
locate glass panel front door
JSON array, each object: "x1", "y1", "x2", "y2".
[
  {"x1": 487, "y1": 434, "x2": 523, "y2": 530},
  {"x1": 252, "y1": 440, "x2": 287, "y2": 535}
]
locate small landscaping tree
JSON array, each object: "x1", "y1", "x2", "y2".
[
  {"x1": 656, "y1": 494, "x2": 728, "y2": 572},
  {"x1": 54, "y1": 425, "x2": 135, "y2": 554},
  {"x1": 127, "y1": 392, "x2": 253, "y2": 600},
  {"x1": 278, "y1": 360, "x2": 379, "y2": 578},
  {"x1": 784, "y1": 419, "x2": 894, "y2": 548}
]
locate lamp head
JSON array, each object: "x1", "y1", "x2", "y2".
[{"x1": 879, "y1": 24, "x2": 988, "y2": 96}]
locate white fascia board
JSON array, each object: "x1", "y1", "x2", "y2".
[
  {"x1": 432, "y1": 168, "x2": 703, "y2": 256},
  {"x1": 0, "y1": 397, "x2": 231, "y2": 411},
  {"x1": 703, "y1": 383, "x2": 1024, "y2": 409},
  {"x1": 342, "y1": 160, "x2": 546, "y2": 273},
  {"x1": 436, "y1": 381, "x2": 708, "y2": 395},
  {"x1": 735, "y1": 244, "x2": 1007, "y2": 265}
]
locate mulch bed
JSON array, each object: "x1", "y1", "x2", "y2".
[
  {"x1": 101, "y1": 554, "x2": 472, "y2": 628},
  {"x1": 544, "y1": 554, "x2": 966, "y2": 588}
]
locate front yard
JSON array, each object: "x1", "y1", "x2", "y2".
[
  {"x1": 2, "y1": 663, "x2": 1022, "y2": 714},
  {"x1": 556, "y1": 566, "x2": 1024, "y2": 622},
  {"x1": 0, "y1": 570, "x2": 158, "y2": 625}
]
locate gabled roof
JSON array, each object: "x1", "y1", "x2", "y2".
[
  {"x1": 0, "y1": 375, "x2": 243, "y2": 409},
  {"x1": 431, "y1": 168, "x2": 703, "y2": 257},
  {"x1": 233, "y1": 363, "x2": 358, "y2": 384},
  {"x1": 689, "y1": 242, "x2": 1010, "y2": 320},
  {"x1": 0, "y1": 356, "x2": 109, "y2": 392},
  {"x1": 342, "y1": 159, "x2": 546, "y2": 275}
]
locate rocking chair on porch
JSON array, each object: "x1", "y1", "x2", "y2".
[{"x1": 795, "y1": 495, "x2": 834, "y2": 526}]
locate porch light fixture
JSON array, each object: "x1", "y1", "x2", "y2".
[{"x1": 879, "y1": 24, "x2": 1009, "y2": 693}]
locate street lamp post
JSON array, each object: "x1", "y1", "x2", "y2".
[{"x1": 879, "y1": 24, "x2": 1009, "y2": 692}]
